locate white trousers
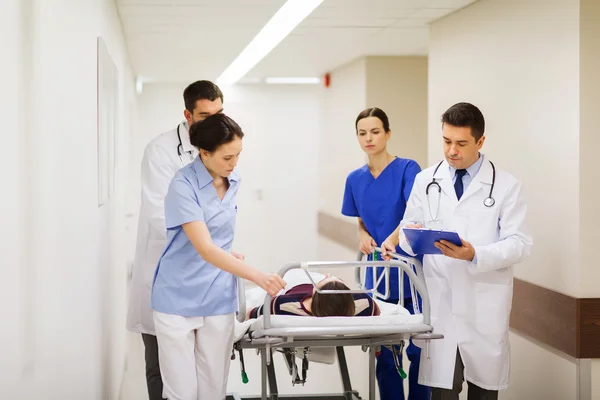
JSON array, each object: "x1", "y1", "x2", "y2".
[{"x1": 153, "y1": 311, "x2": 235, "y2": 400}]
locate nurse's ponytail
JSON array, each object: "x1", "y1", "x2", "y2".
[{"x1": 189, "y1": 113, "x2": 244, "y2": 153}]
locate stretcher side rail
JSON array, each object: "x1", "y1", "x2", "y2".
[
  {"x1": 355, "y1": 247, "x2": 425, "y2": 308},
  {"x1": 261, "y1": 259, "x2": 431, "y2": 329}
]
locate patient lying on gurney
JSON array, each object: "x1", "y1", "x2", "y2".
[
  {"x1": 235, "y1": 271, "x2": 419, "y2": 366},
  {"x1": 247, "y1": 275, "x2": 381, "y2": 319}
]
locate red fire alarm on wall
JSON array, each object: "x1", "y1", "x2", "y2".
[{"x1": 323, "y1": 73, "x2": 330, "y2": 88}]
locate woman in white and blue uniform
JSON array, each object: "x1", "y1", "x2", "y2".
[{"x1": 151, "y1": 113, "x2": 286, "y2": 400}]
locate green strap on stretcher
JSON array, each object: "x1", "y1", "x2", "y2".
[
  {"x1": 373, "y1": 249, "x2": 381, "y2": 260},
  {"x1": 398, "y1": 367, "x2": 407, "y2": 379}
]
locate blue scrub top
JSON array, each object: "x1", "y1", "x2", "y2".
[
  {"x1": 151, "y1": 157, "x2": 240, "y2": 317},
  {"x1": 342, "y1": 157, "x2": 421, "y2": 300}
]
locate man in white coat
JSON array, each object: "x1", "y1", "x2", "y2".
[
  {"x1": 388, "y1": 102, "x2": 532, "y2": 400},
  {"x1": 126, "y1": 80, "x2": 225, "y2": 400}
]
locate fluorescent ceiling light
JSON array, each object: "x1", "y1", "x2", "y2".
[
  {"x1": 216, "y1": 0, "x2": 324, "y2": 86},
  {"x1": 265, "y1": 77, "x2": 321, "y2": 84}
]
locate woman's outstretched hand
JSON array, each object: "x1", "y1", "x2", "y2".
[{"x1": 256, "y1": 273, "x2": 286, "y2": 297}]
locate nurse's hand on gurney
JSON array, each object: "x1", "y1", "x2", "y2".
[
  {"x1": 357, "y1": 217, "x2": 377, "y2": 254},
  {"x1": 380, "y1": 238, "x2": 396, "y2": 261},
  {"x1": 255, "y1": 272, "x2": 287, "y2": 297},
  {"x1": 359, "y1": 232, "x2": 377, "y2": 255}
]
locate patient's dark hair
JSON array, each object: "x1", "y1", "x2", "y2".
[
  {"x1": 189, "y1": 113, "x2": 244, "y2": 152},
  {"x1": 311, "y1": 281, "x2": 355, "y2": 317}
]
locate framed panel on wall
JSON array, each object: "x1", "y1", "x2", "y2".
[{"x1": 97, "y1": 36, "x2": 118, "y2": 207}]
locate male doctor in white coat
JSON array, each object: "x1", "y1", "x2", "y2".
[
  {"x1": 385, "y1": 102, "x2": 532, "y2": 400},
  {"x1": 126, "y1": 80, "x2": 226, "y2": 400}
]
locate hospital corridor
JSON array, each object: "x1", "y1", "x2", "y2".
[{"x1": 1, "y1": 0, "x2": 600, "y2": 399}]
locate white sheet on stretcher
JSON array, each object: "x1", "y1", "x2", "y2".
[
  {"x1": 234, "y1": 270, "x2": 424, "y2": 364},
  {"x1": 234, "y1": 303, "x2": 423, "y2": 343}
]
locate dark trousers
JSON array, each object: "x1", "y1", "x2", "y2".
[
  {"x1": 376, "y1": 299, "x2": 430, "y2": 400},
  {"x1": 142, "y1": 333, "x2": 166, "y2": 400},
  {"x1": 431, "y1": 349, "x2": 498, "y2": 400}
]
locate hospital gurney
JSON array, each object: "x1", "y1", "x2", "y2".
[{"x1": 226, "y1": 249, "x2": 443, "y2": 400}]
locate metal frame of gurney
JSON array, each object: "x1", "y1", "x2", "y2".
[{"x1": 226, "y1": 249, "x2": 443, "y2": 400}]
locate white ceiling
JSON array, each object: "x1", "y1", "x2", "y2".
[{"x1": 116, "y1": 0, "x2": 476, "y2": 83}]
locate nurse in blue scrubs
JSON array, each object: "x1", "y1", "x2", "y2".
[
  {"x1": 341, "y1": 107, "x2": 429, "y2": 400},
  {"x1": 151, "y1": 113, "x2": 286, "y2": 400}
]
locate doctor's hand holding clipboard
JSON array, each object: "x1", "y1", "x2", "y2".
[
  {"x1": 381, "y1": 223, "x2": 475, "y2": 261},
  {"x1": 408, "y1": 225, "x2": 476, "y2": 261},
  {"x1": 434, "y1": 236, "x2": 475, "y2": 260}
]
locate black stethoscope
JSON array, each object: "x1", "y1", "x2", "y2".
[
  {"x1": 176, "y1": 124, "x2": 195, "y2": 165},
  {"x1": 426, "y1": 160, "x2": 496, "y2": 221}
]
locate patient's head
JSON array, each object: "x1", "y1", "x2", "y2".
[{"x1": 311, "y1": 279, "x2": 355, "y2": 317}]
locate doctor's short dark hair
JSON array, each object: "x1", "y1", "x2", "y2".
[
  {"x1": 311, "y1": 281, "x2": 356, "y2": 317},
  {"x1": 355, "y1": 107, "x2": 390, "y2": 132},
  {"x1": 441, "y1": 102, "x2": 485, "y2": 142},
  {"x1": 189, "y1": 113, "x2": 244, "y2": 152},
  {"x1": 183, "y1": 80, "x2": 224, "y2": 112}
]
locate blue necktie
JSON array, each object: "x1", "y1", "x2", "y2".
[{"x1": 454, "y1": 169, "x2": 468, "y2": 200}]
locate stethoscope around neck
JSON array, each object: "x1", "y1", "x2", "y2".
[
  {"x1": 176, "y1": 124, "x2": 195, "y2": 165},
  {"x1": 425, "y1": 159, "x2": 496, "y2": 221}
]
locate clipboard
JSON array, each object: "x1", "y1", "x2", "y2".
[{"x1": 402, "y1": 227, "x2": 462, "y2": 255}]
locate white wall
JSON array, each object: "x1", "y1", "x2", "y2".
[
  {"x1": 428, "y1": 0, "x2": 581, "y2": 398},
  {"x1": 224, "y1": 84, "x2": 320, "y2": 271},
  {"x1": 0, "y1": 0, "x2": 136, "y2": 398},
  {"x1": 318, "y1": 58, "x2": 367, "y2": 218},
  {"x1": 507, "y1": 332, "x2": 578, "y2": 400},
  {"x1": 0, "y1": 0, "x2": 29, "y2": 389}
]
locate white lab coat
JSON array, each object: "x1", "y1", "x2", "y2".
[
  {"x1": 127, "y1": 121, "x2": 197, "y2": 335},
  {"x1": 399, "y1": 155, "x2": 532, "y2": 391}
]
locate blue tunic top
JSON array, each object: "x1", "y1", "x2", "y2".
[
  {"x1": 151, "y1": 157, "x2": 240, "y2": 317},
  {"x1": 342, "y1": 157, "x2": 421, "y2": 300}
]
